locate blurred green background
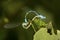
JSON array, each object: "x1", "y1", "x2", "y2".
[{"x1": 0, "y1": 0, "x2": 60, "y2": 40}]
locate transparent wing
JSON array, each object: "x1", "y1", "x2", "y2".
[{"x1": 4, "y1": 23, "x2": 20, "y2": 29}]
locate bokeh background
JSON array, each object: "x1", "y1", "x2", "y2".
[{"x1": 0, "y1": 0, "x2": 60, "y2": 40}]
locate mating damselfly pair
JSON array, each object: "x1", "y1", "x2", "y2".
[{"x1": 3, "y1": 10, "x2": 46, "y2": 29}]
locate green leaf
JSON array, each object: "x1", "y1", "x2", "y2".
[{"x1": 33, "y1": 28, "x2": 60, "y2": 40}]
